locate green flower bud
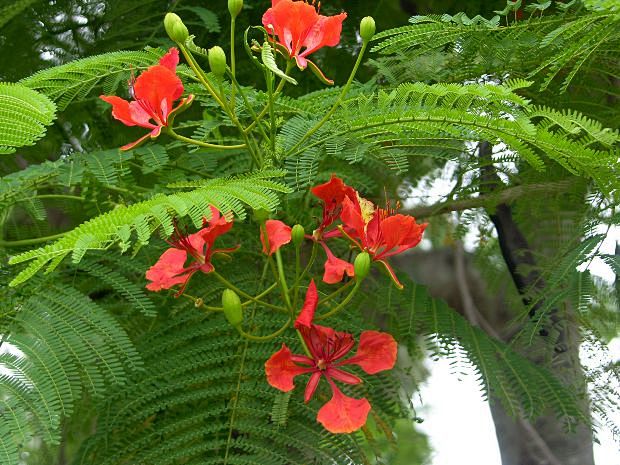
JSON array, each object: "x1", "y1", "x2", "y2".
[
  {"x1": 354, "y1": 252, "x2": 371, "y2": 281},
  {"x1": 291, "y1": 224, "x2": 305, "y2": 247},
  {"x1": 222, "y1": 289, "x2": 243, "y2": 327},
  {"x1": 360, "y1": 16, "x2": 376, "y2": 43},
  {"x1": 164, "y1": 13, "x2": 189, "y2": 44},
  {"x1": 228, "y1": 0, "x2": 243, "y2": 18},
  {"x1": 208, "y1": 46, "x2": 227, "y2": 77}
]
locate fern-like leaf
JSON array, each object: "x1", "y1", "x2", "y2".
[
  {"x1": 8, "y1": 171, "x2": 291, "y2": 286},
  {"x1": 0, "y1": 83, "x2": 56, "y2": 154}
]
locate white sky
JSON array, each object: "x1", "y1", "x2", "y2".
[
  {"x1": 417, "y1": 339, "x2": 620, "y2": 465},
  {"x1": 406, "y1": 164, "x2": 620, "y2": 464}
]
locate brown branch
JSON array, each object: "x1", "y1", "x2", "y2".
[{"x1": 405, "y1": 181, "x2": 571, "y2": 219}]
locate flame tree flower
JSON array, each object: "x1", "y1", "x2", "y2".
[
  {"x1": 146, "y1": 206, "x2": 236, "y2": 295},
  {"x1": 310, "y1": 174, "x2": 359, "y2": 240},
  {"x1": 265, "y1": 280, "x2": 397, "y2": 433},
  {"x1": 261, "y1": 219, "x2": 292, "y2": 255},
  {"x1": 262, "y1": 0, "x2": 347, "y2": 72},
  {"x1": 339, "y1": 195, "x2": 427, "y2": 288},
  {"x1": 100, "y1": 48, "x2": 194, "y2": 150}
]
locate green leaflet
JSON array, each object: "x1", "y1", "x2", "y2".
[
  {"x1": 0, "y1": 83, "x2": 56, "y2": 154},
  {"x1": 8, "y1": 170, "x2": 291, "y2": 286}
]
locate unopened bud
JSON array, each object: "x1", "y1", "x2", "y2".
[
  {"x1": 291, "y1": 224, "x2": 305, "y2": 247},
  {"x1": 360, "y1": 16, "x2": 376, "y2": 43},
  {"x1": 228, "y1": 0, "x2": 243, "y2": 18},
  {"x1": 208, "y1": 46, "x2": 227, "y2": 77},
  {"x1": 354, "y1": 252, "x2": 371, "y2": 280},
  {"x1": 164, "y1": 13, "x2": 189, "y2": 44},
  {"x1": 222, "y1": 289, "x2": 243, "y2": 327}
]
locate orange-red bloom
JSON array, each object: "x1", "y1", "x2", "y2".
[
  {"x1": 100, "y1": 48, "x2": 193, "y2": 150},
  {"x1": 311, "y1": 174, "x2": 359, "y2": 239},
  {"x1": 340, "y1": 196, "x2": 427, "y2": 288},
  {"x1": 262, "y1": 0, "x2": 347, "y2": 71},
  {"x1": 265, "y1": 280, "x2": 397, "y2": 433},
  {"x1": 146, "y1": 206, "x2": 236, "y2": 295},
  {"x1": 310, "y1": 175, "x2": 359, "y2": 284},
  {"x1": 261, "y1": 219, "x2": 292, "y2": 255}
]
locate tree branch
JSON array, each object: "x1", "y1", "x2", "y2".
[{"x1": 405, "y1": 181, "x2": 571, "y2": 219}]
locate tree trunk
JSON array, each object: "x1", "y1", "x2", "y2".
[{"x1": 394, "y1": 245, "x2": 595, "y2": 465}]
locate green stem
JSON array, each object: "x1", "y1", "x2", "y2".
[
  {"x1": 292, "y1": 241, "x2": 318, "y2": 288},
  {"x1": 296, "y1": 329, "x2": 312, "y2": 357},
  {"x1": 228, "y1": 70, "x2": 271, "y2": 142},
  {"x1": 167, "y1": 128, "x2": 245, "y2": 150},
  {"x1": 315, "y1": 281, "x2": 361, "y2": 321},
  {"x1": 179, "y1": 44, "x2": 262, "y2": 166},
  {"x1": 213, "y1": 272, "x2": 288, "y2": 312},
  {"x1": 266, "y1": 71, "x2": 276, "y2": 152},
  {"x1": 318, "y1": 279, "x2": 354, "y2": 305},
  {"x1": 181, "y1": 293, "x2": 223, "y2": 312},
  {"x1": 275, "y1": 249, "x2": 292, "y2": 310},
  {"x1": 0, "y1": 232, "x2": 67, "y2": 247},
  {"x1": 27, "y1": 194, "x2": 84, "y2": 202},
  {"x1": 236, "y1": 317, "x2": 291, "y2": 341},
  {"x1": 286, "y1": 41, "x2": 369, "y2": 156},
  {"x1": 293, "y1": 245, "x2": 301, "y2": 309},
  {"x1": 230, "y1": 17, "x2": 237, "y2": 112},
  {"x1": 179, "y1": 44, "x2": 228, "y2": 111},
  {"x1": 241, "y1": 282, "x2": 278, "y2": 306},
  {"x1": 244, "y1": 61, "x2": 294, "y2": 134}
]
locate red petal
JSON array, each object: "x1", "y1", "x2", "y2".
[
  {"x1": 304, "y1": 371, "x2": 322, "y2": 402},
  {"x1": 200, "y1": 206, "x2": 233, "y2": 255},
  {"x1": 299, "y1": 12, "x2": 347, "y2": 59},
  {"x1": 159, "y1": 47, "x2": 179, "y2": 72},
  {"x1": 100, "y1": 95, "x2": 140, "y2": 127},
  {"x1": 295, "y1": 279, "x2": 318, "y2": 329},
  {"x1": 377, "y1": 214, "x2": 427, "y2": 258},
  {"x1": 321, "y1": 242, "x2": 354, "y2": 284},
  {"x1": 265, "y1": 344, "x2": 313, "y2": 392},
  {"x1": 311, "y1": 174, "x2": 356, "y2": 208},
  {"x1": 327, "y1": 367, "x2": 361, "y2": 385},
  {"x1": 316, "y1": 383, "x2": 371, "y2": 434},
  {"x1": 375, "y1": 259, "x2": 404, "y2": 289},
  {"x1": 262, "y1": 0, "x2": 319, "y2": 58},
  {"x1": 133, "y1": 64, "x2": 184, "y2": 125},
  {"x1": 145, "y1": 248, "x2": 192, "y2": 291},
  {"x1": 261, "y1": 220, "x2": 292, "y2": 255},
  {"x1": 120, "y1": 126, "x2": 162, "y2": 151},
  {"x1": 339, "y1": 330, "x2": 397, "y2": 374},
  {"x1": 340, "y1": 196, "x2": 366, "y2": 241}
]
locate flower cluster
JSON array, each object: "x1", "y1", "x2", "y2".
[
  {"x1": 143, "y1": 176, "x2": 426, "y2": 434},
  {"x1": 116, "y1": 1, "x2": 427, "y2": 436},
  {"x1": 265, "y1": 280, "x2": 396, "y2": 433},
  {"x1": 311, "y1": 175, "x2": 427, "y2": 288},
  {"x1": 145, "y1": 206, "x2": 237, "y2": 295}
]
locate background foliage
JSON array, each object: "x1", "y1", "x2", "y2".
[{"x1": 0, "y1": 1, "x2": 618, "y2": 464}]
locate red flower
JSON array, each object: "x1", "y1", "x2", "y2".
[
  {"x1": 265, "y1": 280, "x2": 397, "y2": 433},
  {"x1": 146, "y1": 206, "x2": 236, "y2": 295},
  {"x1": 261, "y1": 219, "x2": 292, "y2": 255},
  {"x1": 339, "y1": 196, "x2": 427, "y2": 288},
  {"x1": 310, "y1": 174, "x2": 359, "y2": 239},
  {"x1": 320, "y1": 241, "x2": 354, "y2": 284},
  {"x1": 100, "y1": 48, "x2": 194, "y2": 150},
  {"x1": 262, "y1": 0, "x2": 347, "y2": 71}
]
